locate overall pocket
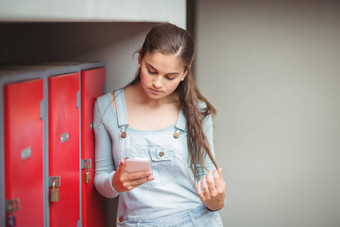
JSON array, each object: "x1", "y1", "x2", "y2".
[
  {"x1": 131, "y1": 146, "x2": 179, "y2": 188},
  {"x1": 148, "y1": 147, "x2": 178, "y2": 187}
]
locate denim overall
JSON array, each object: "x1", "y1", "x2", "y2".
[{"x1": 113, "y1": 89, "x2": 223, "y2": 227}]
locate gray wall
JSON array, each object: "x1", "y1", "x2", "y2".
[{"x1": 195, "y1": 1, "x2": 340, "y2": 226}]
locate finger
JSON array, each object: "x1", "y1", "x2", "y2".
[
  {"x1": 128, "y1": 174, "x2": 155, "y2": 188},
  {"x1": 130, "y1": 176, "x2": 153, "y2": 187},
  {"x1": 147, "y1": 175, "x2": 155, "y2": 181},
  {"x1": 201, "y1": 175, "x2": 211, "y2": 199},
  {"x1": 213, "y1": 169, "x2": 221, "y2": 188},
  {"x1": 207, "y1": 170, "x2": 217, "y2": 196},
  {"x1": 216, "y1": 168, "x2": 226, "y2": 193},
  {"x1": 196, "y1": 181, "x2": 206, "y2": 202},
  {"x1": 218, "y1": 168, "x2": 223, "y2": 176},
  {"x1": 213, "y1": 169, "x2": 226, "y2": 194},
  {"x1": 218, "y1": 168, "x2": 226, "y2": 185},
  {"x1": 128, "y1": 170, "x2": 153, "y2": 181}
]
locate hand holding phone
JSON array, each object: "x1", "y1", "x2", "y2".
[
  {"x1": 112, "y1": 158, "x2": 154, "y2": 192},
  {"x1": 125, "y1": 158, "x2": 152, "y2": 173}
]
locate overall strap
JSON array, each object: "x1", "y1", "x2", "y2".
[
  {"x1": 174, "y1": 109, "x2": 186, "y2": 138},
  {"x1": 113, "y1": 89, "x2": 128, "y2": 138}
]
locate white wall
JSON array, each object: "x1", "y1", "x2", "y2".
[
  {"x1": 195, "y1": 1, "x2": 340, "y2": 226},
  {"x1": 0, "y1": 0, "x2": 186, "y2": 28}
]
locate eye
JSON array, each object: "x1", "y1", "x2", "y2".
[
  {"x1": 165, "y1": 76, "x2": 176, "y2": 80},
  {"x1": 147, "y1": 69, "x2": 157, "y2": 75}
]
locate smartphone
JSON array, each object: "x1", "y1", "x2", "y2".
[{"x1": 125, "y1": 158, "x2": 152, "y2": 173}]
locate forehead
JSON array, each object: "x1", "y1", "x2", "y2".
[{"x1": 142, "y1": 52, "x2": 185, "y2": 73}]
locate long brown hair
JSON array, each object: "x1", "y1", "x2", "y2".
[{"x1": 127, "y1": 23, "x2": 218, "y2": 180}]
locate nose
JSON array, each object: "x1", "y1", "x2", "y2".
[{"x1": 152, "y1": 76, "x2": 162, "y2": 88}]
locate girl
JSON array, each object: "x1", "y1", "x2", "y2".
[{"x1": 93, "y1": 23, "x2": 226, "y2": 226}]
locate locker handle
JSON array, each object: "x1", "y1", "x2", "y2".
[
  {"x1": 48, "y1": 176, "x2": 61, "y2": 187},
  {"x1": 5, "y1": 199, "x2": 20, "y2": 212},
  {"x1": 81, "y1": 159, "x2": 92, "y2": 169}
]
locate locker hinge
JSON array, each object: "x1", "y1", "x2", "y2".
[
  {"x1": 81, "y1": 159, "x2": 92, "y2": 169},
  {"x1": 48, "y1": 176, "x2": 61, "y2": 187},
  {"x1": 5, "y1": 199, "x2": 20, "y2": 212},
  {"x1": 77, "y1": 91, "x2": 80, "y2": 109}
]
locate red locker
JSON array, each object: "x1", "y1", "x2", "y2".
[
  {"x1": 81, "y1": 68, "x2": 106, "y2": 227},
  {"x1": 3, "y1": 79, "x2": 44, "y2": 227},
  {"x1": 48, "y1": 73, "x2": 79, "y2": 227}
]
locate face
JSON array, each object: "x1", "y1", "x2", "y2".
[{"x1": 138, "y1": 52, "x2": 188, "y2": 100}]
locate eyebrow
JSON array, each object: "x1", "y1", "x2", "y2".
[{"x1": 146, "y1": 63, "x2": 180, "y2": 75}]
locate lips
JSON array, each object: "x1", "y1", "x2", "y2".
[{"x1": 149, "y1": 88, "x2": 162, "y2": 95}]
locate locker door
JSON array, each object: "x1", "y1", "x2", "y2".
[
  {"x1": 81, "y1": 68, "x2": 106, "y2": 227},
  {"x1": 3, "y1": 79, "x2": 44, "y2": 227},
  {"x1": 48, "y1": 73, "x2": 79, "y2": 227}
]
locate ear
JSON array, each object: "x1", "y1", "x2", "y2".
[
  {"x1": 138, "y1": 53, "x2": 141, "y2": 66},
  {"x1": 182, "y1": 65, "x2": 191, "y2": 80}
]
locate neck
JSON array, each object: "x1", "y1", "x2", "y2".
[{"x1": 129, "y1": 83, "x2": 178, "y2": 107}]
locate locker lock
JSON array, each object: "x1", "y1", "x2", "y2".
[
  {"x1": 51, "y1": 180, "x2": 59, "y2": 202},
  {"x1": 5, "y1": 199, "x2": 20, "y2": 227},
  {"x1": 81, "y1": 159, "x2": 92, "y2": 184},
  {"x1": 49, "y1": 176, "x2": 61, "y2": 203}
]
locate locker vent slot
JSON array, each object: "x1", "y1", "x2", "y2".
[
  {"x1": 40, "y1": 100, "x2": 44, "y2": 120},
  {"x1": 60, "y1": 132, "x2": 69, "y2": 143},
  {"x1": 77, "y1": 91, "x2": 80, "y2": 109}
]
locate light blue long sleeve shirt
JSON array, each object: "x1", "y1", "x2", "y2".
[{"x1": 93, "y1": 92, "x2": 216, "y2": 199}]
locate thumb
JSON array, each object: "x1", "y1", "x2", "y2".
[{"x1": 117, "y1": 158, "x2": 127, "y2": 173}]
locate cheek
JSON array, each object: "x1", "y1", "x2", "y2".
[
  {"x1": 167, "y1": 81, "x2": 181, "y2": 91},
  {"x1": 139, "y1": 71, "x2": 149, "y2": 83}
]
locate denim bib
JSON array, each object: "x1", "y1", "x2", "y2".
[
  {"x1": 113, "y1": 89, "x2": 203, "y2": 220},
  {"x1": 113, "y1": 89, "x2": 224, "y2": 226}
]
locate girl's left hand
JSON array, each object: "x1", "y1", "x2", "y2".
[{"x1": 196, "y1": 168, "x2": 226, "y2": 211}]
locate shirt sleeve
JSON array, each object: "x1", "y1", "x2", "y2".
[
  {"x1": 195, "y1": 101, "x2": 217, "y2": 181},
  {"x1": 93, "y1": 100, "x2": 120, "y2": 198},
  {"x1": 197, "y1": 113, "x2": 217, "y2": 181}
]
